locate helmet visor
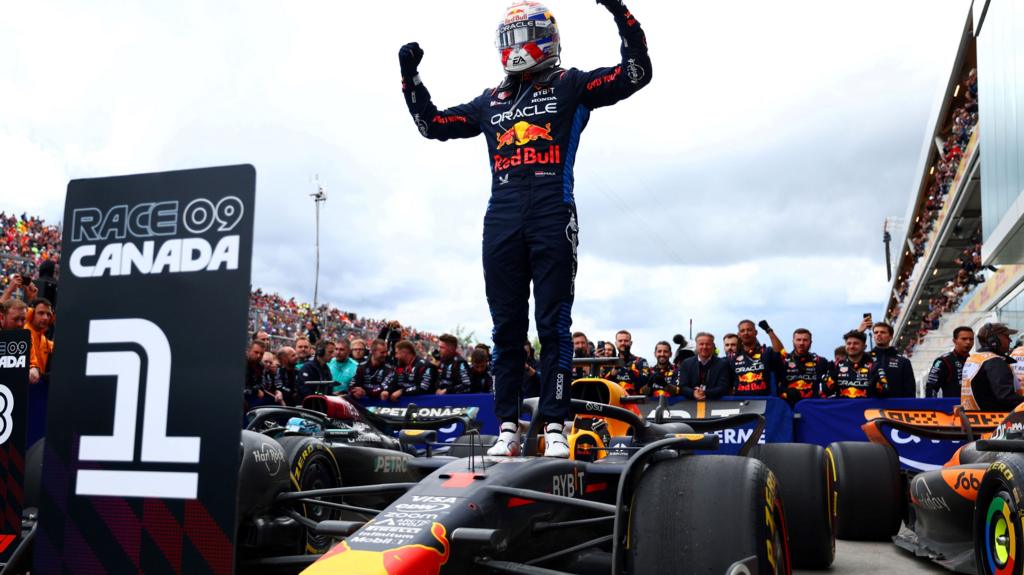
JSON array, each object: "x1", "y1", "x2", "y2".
[{"x1": 496, "y1": 20, "x2": 554, "y2": 50}]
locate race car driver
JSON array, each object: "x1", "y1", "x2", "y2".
[
  {"x1": 399, "y1": 0, "x2": 651, "y2": 457},
  {"x1": 961, "y1": 323, "x2": 1021, "y2": 411}
]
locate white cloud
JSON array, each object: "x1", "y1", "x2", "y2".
[{"x1": 0, "y1": 0, "x2": 971, "y2": 360}]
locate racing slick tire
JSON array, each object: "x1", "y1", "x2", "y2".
[
  {"x1": 276, "y1": 435, "x2": 342, "y2": 555},
  {"x1": 445, "y1": 434, "x2": 497, "y2": 458},
  {"x1": 628, "y1": 455, "x2": 791, "y2": 575},
  {"x1": 750, "y1": 443, "x2": 834, "y2": 569},
  {"x1": 975, "y1": 456, "x2": 1024, "y2": 575},
  {"x1": 826, "y1": 441, "x2": 903, "y2": 541}
]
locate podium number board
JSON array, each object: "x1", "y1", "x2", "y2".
[
  {"x1": 34, "y1": 165, "x2": 256, "y2": 574},
  {"x1": 0, "y1": 329, "x2": 29, "y2": 562}
]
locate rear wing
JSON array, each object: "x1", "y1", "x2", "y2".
[{"x1": 861, "y1": 407, "x2": 1006, "y2": 445}]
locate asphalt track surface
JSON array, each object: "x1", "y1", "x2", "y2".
[{"x1": 795, "y1": 539, "x2": 950, "y2": 575}]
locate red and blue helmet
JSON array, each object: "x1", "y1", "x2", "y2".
[{"x1": 496, "y1": 1, "x2": 560, "y2": 74}]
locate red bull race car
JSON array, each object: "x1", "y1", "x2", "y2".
[
  {"x1": 235, "y1": 363, "x2": 838, "y2": 575},
  {"x1": 828, "y1": 404, "x2": 1024, "y2": 575}
]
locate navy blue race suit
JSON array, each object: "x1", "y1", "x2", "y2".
[
  {"x1": 925, "y1": 350, "x2": 968, "y2": 398},
  {"x1": 608, "y1": 352, "x2": 650, "y2": 394},
  {"x1": 729, "y1": 343, "x2": 782, "y2": 396},
  {"x1": 437, "y1": 355, "x2": 474, "y2": 394},
  {"x1": 826, "y1": 357, "x2": 888, "y2": 399},
  {"x1": 390, "y1": 357, "x2": 439, "y2": 396},
  {"x1": 646, "y1": 361, "x2": 679, "y2": 397},
  {"x1": 401, "y1": 3, "x2": 651, "y2": 424},
  {"x1": 351, "y1": 360, "x2": 396, "y2": 400},
  {"x1": 777, "y1": 352, "x2": 831, "y2": 403},
  {"x1": 870, "y1": 346, "x2": 916, "y2": 397}
]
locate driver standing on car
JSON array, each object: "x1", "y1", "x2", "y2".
[
  {"x1": 400, "y1": 0, "x2": 651, "y2": 457},
  {"x1": 961, "y1": 323, "x2": 1021, "y2": 412}
]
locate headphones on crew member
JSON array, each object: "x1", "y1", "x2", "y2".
[
  {"x1": 316, "y1": 341, "x2": 331, "y2": 359},
  {"x1": 980, "y1": 324, "x2": 1002, "y2": 352}
]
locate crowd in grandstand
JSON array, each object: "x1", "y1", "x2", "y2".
[{"x1": 892, "y1": 69, "x2": 983, "y2": 354}]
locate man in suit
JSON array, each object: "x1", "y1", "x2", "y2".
[{"x1": 678, "y1": 332, "x2": 732, "y2": 400}]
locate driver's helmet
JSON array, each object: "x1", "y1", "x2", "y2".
[
  {"x1": 993, "y1": 404, "x2": 1024, "y2": 440},
  {"x1": 496, "y1": 2, "x2": 560, "y2": 74}
]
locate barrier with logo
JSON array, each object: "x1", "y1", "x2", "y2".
[
  {"x1": 357, "y1": 394, "x2": 794, "y2": 454},
  {"x1": 359, "y1": 394, "x2": 496, "y2": 444},
  {"x1": 642, "y1": 396, "x2": 794, "y2": 455},
  {"x1": 35, "y1": 165, "x2": 256, "y2": 574},
  {"x1": 793, "y1": 398, "x2": 961, "y2": 471},
  {"x1": 0, "y1": 330, "x2": 29, "y2": 561}
]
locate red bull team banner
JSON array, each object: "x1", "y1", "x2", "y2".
[{"x1": 34, "y1": 165, "x2": 256, "y2": 574}]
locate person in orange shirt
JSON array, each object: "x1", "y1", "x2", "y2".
[{"x1": 25, "y1": 297, "x2": 54, "y2": 384}]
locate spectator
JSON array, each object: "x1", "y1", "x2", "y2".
[
  {"x1": 646, "y1": 340, "x2": 678, "y2": 397},
  {"x1": 572, "y1": 331, "x2": 589, "y2": 356},
  {"x1": 276, "y1": 346, "x2": 300, "y2": 405},
  {"x1": 328, "y1": 339, "x2": 359, "y2": 394},
  {"x1": 436, "y1": 333, "x2": 472, "y2": 395},
  {"x1": 350, "y1": 339, "x2": 396, "y2": 401},
  {"x1": 34, "y1": 259, "x2": 58, "y2": 311},
  {"x1": 0, "y1": 299, "x2": 27, "y2": 330},
  {"x1": 826, "y1": 331, "x2": 886, "y2": 399},
  {"x1": 863, "y1": 320, "x2": 915, "y2": 397},
  {"x1": 254, "y1": 330, "x2": 271, "y2": 347},
  {"x1": 0, "y1": 273, "x2": 32, "y2": 304},
  {"x1": 25, "y1": 298, "x2": 55, "y2": 384},
  {"x1": 379, "y1": 320, "x2": 403, "y2": 360},
  {"x1": 722, "y1": 333, "x2": 740, "y2": 358},
  {"x1": 305, "y1": 319, "x2": 321, "y2": 344},
  {"x1": 351, "y1": 338, "x2": 368, "y2": 364},
  {"x1": 671, "y1": 334, "x2": 695, "y2": 368},
  {"x1": 730, "y1": 319, "x2": 785, "y2": 396},
  {"x1": 925, "y1": 326, "x2": 974, "y2": 398},
  {"x1": 777, "y1": 328, "x2": 831, "y2": 404},
  {"x1": 261, "y1": 351, "x2": 285, "y2": 404},
  {"x1": 606, "y1": 330, "x2": 650, "y2": 394},
  {"x1": 677, "y1": 332, "x2": 731, "y2": 401},
  {"x1": 244, "y1": 340, "x2": 270, "y2": 409},
  {"x1": 962, "y1": 323, "x2": 1021, "y2": 411},
  {"x1": 387, "y1": 340, "x2": 438, "y2": 402},
  {"x1": 295, "y1": 336, "x2": 314, "y2": 368},
  {"x1": 468, "y1": 348, "x2": 494, "y2": 392},
  {"x1": 298, "y1": 340, "x2": 335, "y2": 398},
  {"x1": 833, "y1": 346, "x2": 847, "y2": 364}
]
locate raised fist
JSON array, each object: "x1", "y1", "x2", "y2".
[{"x1": 399, "y1": 42, "x2": 424, "y2": 78}]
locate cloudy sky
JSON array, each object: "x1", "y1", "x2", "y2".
[{"x1": 1, "y1": 0, "x2": 970, "y2": 357}]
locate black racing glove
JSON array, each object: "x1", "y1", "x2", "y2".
[
  {"x1": 595, "y1": 0, "x2": 625, "y2": 12},
  {"x1": 758, "y1": 320, "x2": 772, "y2": 333},
  {"x1": 398, "y1": 42, "x2": 424, "y2": 79}
]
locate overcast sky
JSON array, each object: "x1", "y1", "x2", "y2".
[{"x1": 1, "y1": 0, "x2": 971, "y2": 357}]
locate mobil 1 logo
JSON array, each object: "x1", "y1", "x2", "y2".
[
  {"x1": 35, "y1": 165, "x2": 256, "y2": 575},
  {"x1": 0, "y1": 330, "x2": 29, "y2": 562}
]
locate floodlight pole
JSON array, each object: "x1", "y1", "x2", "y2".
[{"x1": 311, "y1": 177, "x2": 327, "y2": 308}]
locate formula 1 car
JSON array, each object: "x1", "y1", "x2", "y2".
[
  {"x1": 11, "y1": 394, "x2": 481, "y2": 573},
  {"x1": 240, "y1": 366, "x2": 838, "y2": 575},
  {"x1": 286, "y1": 396, "x2": 794, "y2": 575},
  {"x1": 830, "y1": 404, "x2": 1020, "y2": 574}
]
